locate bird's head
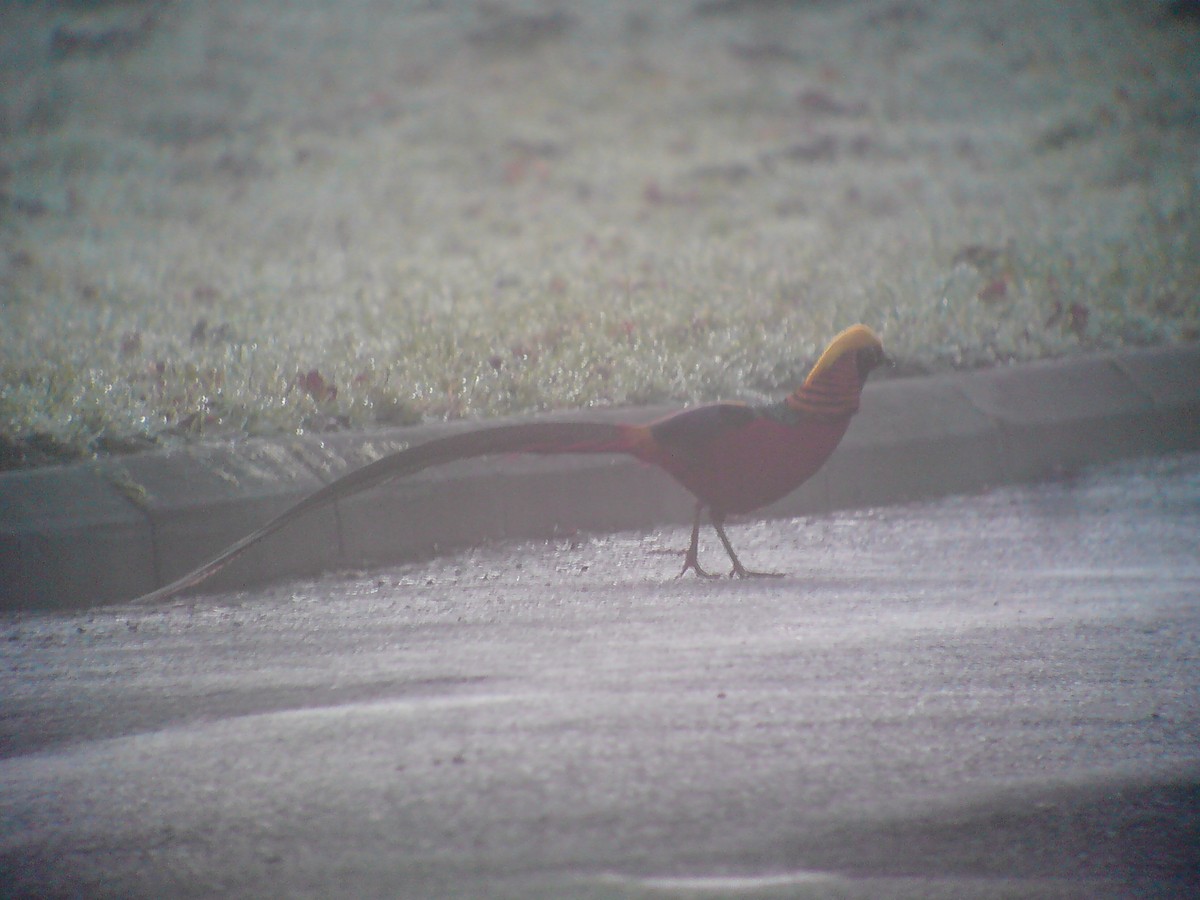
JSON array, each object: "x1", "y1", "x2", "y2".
[
  {"x1": 803, "y1": 324, "x2": 886, "y2": 387},
  {"x1": 787, "y1": 324, "x2": 885, "y2": 417}
]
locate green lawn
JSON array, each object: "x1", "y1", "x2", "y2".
[{"x1": 2, "y1": 0, "x2": 1197, "y2": 468}]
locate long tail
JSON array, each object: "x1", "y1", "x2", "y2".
[{"x1": 130, "y1": 420, "x2": 633, "y2": 605}]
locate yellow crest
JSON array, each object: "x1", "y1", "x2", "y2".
[{"x1": 803, "y1": 324, "x2": 883, "y2": 386}]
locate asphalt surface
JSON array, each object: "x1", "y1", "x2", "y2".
[{"x1": 2, "y1": 452, "x2": 1198, "y2": 898}]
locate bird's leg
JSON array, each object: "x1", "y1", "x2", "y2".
[
  {"x1": 711, "y1": 514, "x2": 784, "y2": 578},
  {"x1": 679, "y1": 502, "x2": 719, "y2": 578}
]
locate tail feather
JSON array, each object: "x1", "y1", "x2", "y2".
[{"x1": 130, "y1": 420, "x2": 631, "y2": 605}]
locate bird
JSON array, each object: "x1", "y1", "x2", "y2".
[{"x1": 131, "y1": 324, "x2": 885, "y2": 603}]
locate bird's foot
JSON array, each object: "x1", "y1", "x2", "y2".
[
  {"x1": 728, "y1": 562, "x2": 785, "y2": 579},
  {"x1": 678, "y1": 553, "x2": 720, "y2": 579}
]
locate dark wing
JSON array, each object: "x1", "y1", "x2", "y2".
[{"x1": 648, "y1": 403, "x2": 758, "y2": 465}]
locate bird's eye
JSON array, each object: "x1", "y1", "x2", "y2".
[{"x1": 857, "y1": 345, "x2": 884, "y2": 375}]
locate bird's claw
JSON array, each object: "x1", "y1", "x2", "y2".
[
  {"x1": 728, "y1": 564, "x2": 785, "y2": 579},
  {"x1": 678, "y1": 555, "x2": 720, "y2": 579}
]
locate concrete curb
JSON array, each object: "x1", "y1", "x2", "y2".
[{"x1": 2, "y1": 344, "x2": 1198, "y2": 611}]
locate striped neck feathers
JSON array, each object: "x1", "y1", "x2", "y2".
[{"x1": 786, "y1": 324, "x2": 883, "y2": 418}]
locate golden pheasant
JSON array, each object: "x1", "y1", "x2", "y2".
[{"x1": 132, "y1": 324, "x2": 885, "y2": 603}]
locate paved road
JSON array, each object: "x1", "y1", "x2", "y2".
[{"x1": 3, "y1": 454, "x2": 1198, "y2": 898}]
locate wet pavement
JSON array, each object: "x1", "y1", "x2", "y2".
[{"x1": 2, "y1": 453, "x2": 1199, "y2": 898}]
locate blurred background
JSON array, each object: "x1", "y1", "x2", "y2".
[{"x1": 2, "y1": 0, "x2": 1197, "y2": 468}]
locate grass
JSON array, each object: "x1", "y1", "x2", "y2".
[{"x1": 1, "y1": 0, "x2": 1198, "y2": 469}]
